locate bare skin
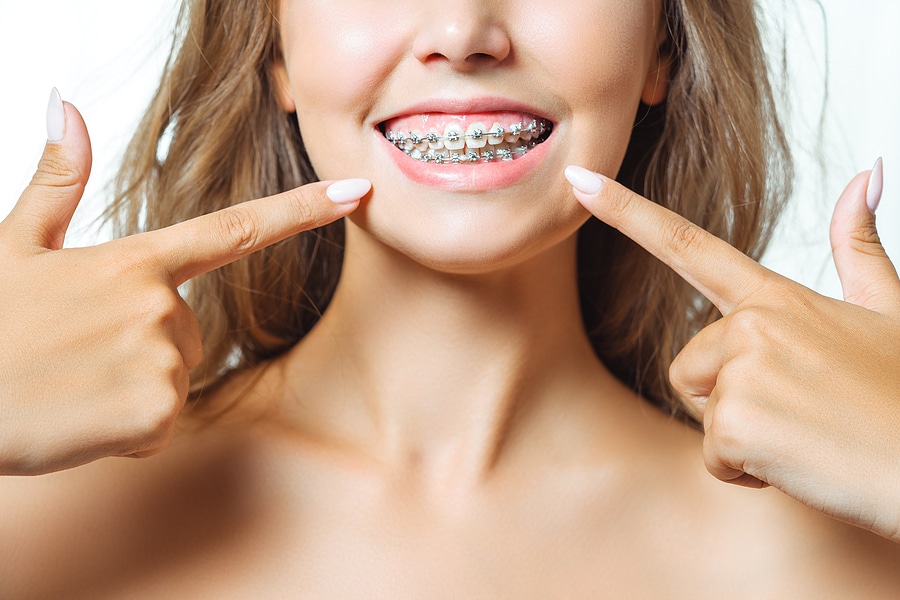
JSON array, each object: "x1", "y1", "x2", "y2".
[
  {"x1": 570, "y1": 164, "x2": 900, "y2": 541},
  {"x1": 2, "y1": 217, "x2": 900, "y2": 597},
  {"x1": 0, "y1": 97, "x2": 369, "y2": 475},
  {"x1": 2, "y1": 366, "x2": 899, "y2": 597},
  {"x1": 3, "y1": 1, "x2": 900, "y2": 595}
]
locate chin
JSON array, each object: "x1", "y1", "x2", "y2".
[{"x1": 346, "y1": 189, "x2": 587, "y2": 276}]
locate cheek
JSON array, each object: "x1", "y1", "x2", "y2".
[
  {"x1": 525, "y1": 2, "x2": 658, "y2": 169},
  {"x1": 279, "y1": 2, "x2": 402, "y2": 138}
]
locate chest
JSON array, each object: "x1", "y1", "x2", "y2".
[
  {"x1": 0, "y1": 445, "x2": 824, "y2": 599},
  {"x1": 6, "y1": 486, "x2": 786, "y2": 600},
  {"x1": 47, "y1": 516, "x2": 672, "y2": 599}
]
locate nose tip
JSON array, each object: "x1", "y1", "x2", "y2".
[{"x1": 412, "y1": 10, "x2": 511, "y2": 71}]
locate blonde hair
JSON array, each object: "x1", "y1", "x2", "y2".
[{"x1": 109, "y1": 0, "x2": 791, "y2": 423}]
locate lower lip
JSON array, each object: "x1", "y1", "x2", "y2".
[{"x1": 377, "y1": 131, "x2": 553, "y2": 191}]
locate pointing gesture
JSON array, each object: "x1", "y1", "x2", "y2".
[
  {"x1": 567, "y1": 164, "x2": 900, "y2": 542},
  {"x1": 0, "y1": 92, "x2": 371, "y2": 475}
]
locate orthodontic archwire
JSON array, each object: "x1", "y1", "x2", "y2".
[
  {"x1": 386, "y1": 119, "x2": 549, "y2": 146},
  {"x1": 386, "y1": 120, "x2": 551, "y2": 164}
]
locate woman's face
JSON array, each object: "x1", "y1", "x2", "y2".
[{"x1": 274, "y1": 0, "x2": 666, "y2": 273}]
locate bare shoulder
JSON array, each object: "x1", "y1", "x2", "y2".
[
  {"x1": 0, "y1": 365, "x2": 342, "y2": 598},
  {"x1": 689, "y1": 470, "x2": 900, "y2": 596},
  {"x1": 500, "y1": 375, "x2": 900, "y2": 597},
  {"x1": 0, "y1": 416, "x2": 262, "y2": 598},
  {"x1": 632, "y1": 411, "x2": 900, "y2": 597},
  {"x1": 516, "y1": 371, "x2": 900, "y2": 596}
]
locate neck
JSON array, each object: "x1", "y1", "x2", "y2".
[{"x1": 275, "y1": 220, "x2": 615, "y2": 489}]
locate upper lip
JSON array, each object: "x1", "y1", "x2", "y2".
[{"x1": 375, "y1": 95, "x2": 557, "y2": 128}]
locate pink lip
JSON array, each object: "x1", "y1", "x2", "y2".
[
  {"x1": 378, "y1": 96, "x2": 555, "y2": 124},
  {"x1": 375, "y1": 96, "x2": 556, "y2": 191}
]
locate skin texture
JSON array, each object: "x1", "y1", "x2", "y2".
[
  {"x1": 0, "y1": 100, "x2": 368, "y2": 474},
  {"x1": 1, "y1": 0, "x2": 900, "y2": 597},
  {"x1": 570, "y1": 164, "x2": 900, "y2": 542},
  {"x1": 272, "y1": 0, "x2": 667, "y2": 274}
]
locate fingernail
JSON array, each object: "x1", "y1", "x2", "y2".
[
  {"x1": 46, "y1": 87, "x2": 66, "y2": 143},
  {"x1": 866, "y1": 157, "x2": 884, "y2": 213},
  {"x1": 326, "y1": 178, "x2": 371, "y2": 204},
  {"x1": 564, "y1": 165, "x2": 604, "y2": 196}
]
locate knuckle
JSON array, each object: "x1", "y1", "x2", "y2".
[
  {"x1": 602, "y1": 185, "x2": 637, "y2": 222},
  {"x1": 701, "y1": 435, "x2": 723, "y2": 473},
  {"x1": 136, "y1": 286, "x2": 182, "y2": 326},
  {"x1": 132, "y1": 375, "x2": 184, "y2": 451},
  {"x1": 849, "y1": 222, "x2": 884, "y2": 250},
  {"x1": 155, "y1": 344, "x2": 187, "y2": 375},
  {"x1": 284, "y1": 189, "x2": 318, "y2": 225},
  {"x1": 665, "y1": 219, "x2": 706, "y2": 259},
  {"x1": 668, "y1": 352, "x2": 689, "y2": 392},
  {"x1": 705, "y1": 397, "x2": 750, "y2": 450},
  {"x1": 129, "y1": 412, "x2": 178, "y2": 457},
  {"x1": 183, "y1": 331, "x2": 205, "y2": 372},
  {"x1": 724, "y1": 307, "x2": 768, "y2": 340},
  {"x1": 31, "y1": 153, "x2": 85, "y2": 189},
  {"x1": 214, "y1": 206, "x2": 262, "y2": 255}
]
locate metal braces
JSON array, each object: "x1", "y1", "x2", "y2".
[
  {"x1": 386, "y1": 119, "x2": 550, "y2": 147},
  {"x1": 402, "y1": 141, "x2": 540, "y2": 165}
]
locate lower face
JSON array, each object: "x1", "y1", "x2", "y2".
[{"x1": 275, "y1": 0, "x2": 664, "y2": 274}]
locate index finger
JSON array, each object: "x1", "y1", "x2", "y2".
[
  {"x1": 126, "y1": 179, "x2": 370, "y2": 285},
  {"x1": 565, "y1": 166, "x2": 767, "y2": 314}
]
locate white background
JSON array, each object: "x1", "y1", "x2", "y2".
[{"x1": 0, "y1": 1, "x2": 897, "y2": 299}]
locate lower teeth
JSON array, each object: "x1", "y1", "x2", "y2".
[{"x1": 412, "y1": 143, "x2": 537, "y2": 165}]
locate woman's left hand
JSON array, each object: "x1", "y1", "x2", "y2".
[{"x1": 565, "y1": 163, "x2": 900, "y2": 542}]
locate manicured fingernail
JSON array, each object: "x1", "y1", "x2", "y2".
[
  {"x1": 866, "y1": 157, "x2": 884, "y2": 213},
  {"x1": 46, "y1": 87, "x2": 66, "y2": 143},
  {"x1": 565, "y1": 165, "x2": 604, "y2": 196},
  {"x1": 326, "y1": 178, "x2": 371, "y2": 204}
]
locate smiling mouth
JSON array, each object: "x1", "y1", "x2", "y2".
[{"x1": 381, "y1": 112, "x2": 553, "y2": 165}]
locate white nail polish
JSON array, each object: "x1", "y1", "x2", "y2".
[
  {"x1": 867, "y1": 157, "x2": 884, "y2": 213},
  {"x1": 326, "y1": 178, "x2": 371, "y2": 204},
  {"x1": 46, "y1": 87, "x2": 66, "y2": 143},
  {"x1": 564, "y1": 165, "x2": 604, "y2": 196}
]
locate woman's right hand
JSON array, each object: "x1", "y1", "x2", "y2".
[{"x1": 0, "y1": 91, "x2": 370, "y2": 476}]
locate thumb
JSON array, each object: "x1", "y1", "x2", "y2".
[
  {"x1": 3, "y1": 89, "x2": 93, "y2": 250},
  {"x1": 830, "y1": 158, "x2": 900, "y2": 312}
]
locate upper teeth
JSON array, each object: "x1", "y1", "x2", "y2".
[
  {"x1": 386, "y1": 119, "x2": 551, "y2": 164},
  {"x1": 386, "y1": 120, "x2": 548, "y2": 150}
]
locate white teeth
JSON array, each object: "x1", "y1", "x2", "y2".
[
  {"x1": 443, "y1": 123, "x2": 465, "y2": 151},
  {"x1": 520, "y1": 120, "x2": 535, "y2": 142},
  {"x1": 427, "y1": 128, "x2": 444, "y2": 150},
  {"x1": 488, "y1": 122, "x2": 505, "y2": 145},
  {"x1": 465, "y1": 122, "x2": 487, "y2": 149},
  {"x1": 505, "y1": 122, "x2": 522, "y2": 144},
  {"x1": 387, "y1": 118, "x2": 551, "y2": 165},
  {"x1": 410, "y1": 129, "x2": 428, "y2": 152}
]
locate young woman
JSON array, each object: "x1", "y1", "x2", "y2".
[{"x1": 1, "y1": 0, "x2": 899, "y2": 596}]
